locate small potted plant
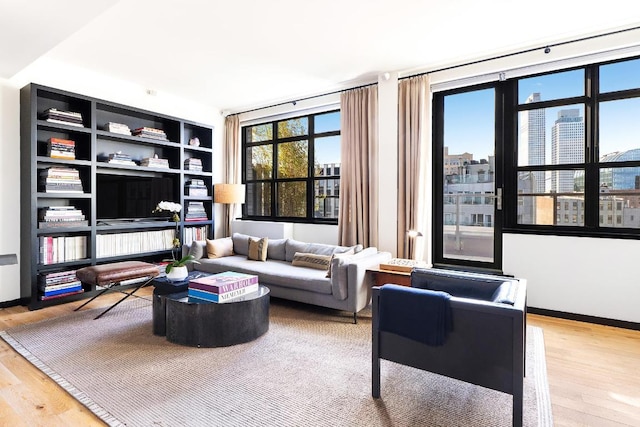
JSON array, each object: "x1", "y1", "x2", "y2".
[{"x1": 165, "y1": 254, "x2": 200, "y2": 281}]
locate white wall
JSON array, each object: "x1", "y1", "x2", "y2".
[
  {"x1": 0, "y1": 80, "x2": 21, "y2": 302},
  {"x1": 0, "y1": 61, "x2": 223, "y2": 304},
  {"x1": 503, "y1": 234, "x2": 640, "y2": 323}
]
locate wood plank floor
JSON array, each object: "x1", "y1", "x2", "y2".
[{"x1": 0, "y1": 290, "x2": 639, "y2": 426}]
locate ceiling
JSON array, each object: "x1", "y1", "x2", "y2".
[{"x1": 2, "y1": 0, "x2": 639, "y2": 113}]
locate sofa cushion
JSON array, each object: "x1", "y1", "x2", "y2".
[
  {"x1": 187, "y1": 240, "x2": 206, "y2": 260},
  {"x1": 206, "y1": 237, "x2": 233, "y2": 259},
  {"x1": 232, "y1": 232, "x2": 251, "y2": 256},
  {"x1": 195, "y1": 256, "x2": 332, "y2": 295},
  {"x1": 248, "y1": 237, "x2": 268, "y2": 261},
  {"x1": 292, "y1": 252, "x2": 332, "y2": 270},
  {"x1": 267, "y1": 238, "x2": 288, "y2": 261},
  {"x1": 285, "y1": 239, "x2": 308, "y2": 262}
]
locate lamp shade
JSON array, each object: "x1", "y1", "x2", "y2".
[{"x1": 214, "y1": 184, "x2": 246, "y2": 204}]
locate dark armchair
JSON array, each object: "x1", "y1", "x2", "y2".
[{"x1": 372, "y1": 268, "x2": 527, "y2": 427}]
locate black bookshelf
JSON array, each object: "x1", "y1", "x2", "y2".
[{"x1": 20, "y1": 83, "x2": 215, "y2": 309}]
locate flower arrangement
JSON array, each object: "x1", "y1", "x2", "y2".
[
  {"x1": 152, "y1": 201, "x2": 199, "y2": 275},
  {"x1": 153, "y1": 201, "x2": 182, "y2": 248}
]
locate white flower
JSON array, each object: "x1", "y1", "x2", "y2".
[{"x1": 154, "y1": 201, "x2": 182, "y2": 213}]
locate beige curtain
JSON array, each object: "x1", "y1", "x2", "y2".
[
  {"x1": 338, "y1": 85, "x2": 379, "y2": 248},
  {"x1": 222, "y1": 114, "x2": 241, "y2": 237},
  {"x1": 398, "y1": 75, "x2": 431, "y2": 260}
]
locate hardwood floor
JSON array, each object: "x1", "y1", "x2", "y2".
[{"x1": 0, "y1": 291, "x2": 638, "y2": 426}]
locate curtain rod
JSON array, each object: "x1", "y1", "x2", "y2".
[
  {"x1": 231, "y1": 82, "x2": 377, "y2": 116},
  {"x1": 399, "y1": 24, "x2": 640, "y2": 81},
  {"x1": 231, "y1": 24, "x2": 640, "y2": 116}
]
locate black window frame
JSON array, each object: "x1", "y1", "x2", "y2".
[
  {"x1": 504, "y1": 55, "x2": 640, "y2": 239},
  {"x1": 241, "y1": 110, "x2": 341, "y2": 225}
]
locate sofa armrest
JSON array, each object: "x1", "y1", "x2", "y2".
[{"x1": 344, "y1": 250, "x2": 392, "y2": 312}]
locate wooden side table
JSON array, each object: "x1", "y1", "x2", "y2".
[{"x1": 368, "y1": 267, "x2": 412, "y2": 287}]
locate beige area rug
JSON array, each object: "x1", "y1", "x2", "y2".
[{"x1": 1, "y1": 298, "x2": 552, "y2": 427}]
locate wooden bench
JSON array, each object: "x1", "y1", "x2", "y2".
[{"x1": 74, "y1": 261, "x2": 160, "y2": 319}]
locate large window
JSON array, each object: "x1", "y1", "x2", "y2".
[
  {"x1": 509, "y1": 56, "x2": 640, "y2": 235},
  {"x1": 242, "y1": 110, "x2": 340, "y2": 223}
]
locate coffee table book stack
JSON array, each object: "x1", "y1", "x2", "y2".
[{"x1": 188, "y1": 272, "x2": 259, "y2": 303}]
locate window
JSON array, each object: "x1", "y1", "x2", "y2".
[
  {"x1": 242, "y1": 110, "x2": 340, "y2": 223},
  {"x1": 508, "y1": 56, "x2": 640, "y2": 235}
]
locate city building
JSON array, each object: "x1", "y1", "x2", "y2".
[
  {"x1": 550, "y1": 108, "x2": 584, "y2": 192},
  {"x1": 519, "y1": 92, "x2": 546, "y2": 193}
]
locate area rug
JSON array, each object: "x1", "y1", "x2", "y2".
[{"x1": 1, "y1": 298, "x2": 553, "y2": 426}]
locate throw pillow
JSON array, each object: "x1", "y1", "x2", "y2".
[
  {"x1": 248, "y1": 237, "x2": 268, "y2": 261},
  {"x1": 232, "y1": 232, "x2": 251, "y2": 256},
  {"x1": 187, "y1": 240, "x2": 206, "y2": 260},
  {"x1": 267, "y1": 238, "x2": 288, "y2": 260},
  {"x1": 206, "y1": 237, "x2": 234, "y2": 259},
  {"x1": 292, "y1": 252, "x2": 332, "y2": 270}
]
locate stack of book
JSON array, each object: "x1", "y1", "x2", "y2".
[
  {"x1": 38, "y1": 270, "x2": 84, "y2": 300},
  {"x1": 185, "y1": 201, "x2": 208, "y2": 221},
  {"x1": 188, "y1": 272, "x2": 259, "y2": 303},
  {"x1": 132, "y1": 127, "x2": 168, "y2": 140},
  {"x1": 378, "y1": 258, "x2": 428, "y2": 273},
  {"x1": 184, "y1": 157, "x2": 202, "y2": 171},
  {"x1": 39, "y1": 235, "x2": 87, "y2": 264},
  {"x1": 40, "y1": 108, "x2": 83, "y2": 127},
  {"x1": 40, "y1": 167, "x2": 83, "y2": 193},
  {"x1": 186, "y1": 179, "x2": 208, "y2": 196},
  {"x1": 39, "y1": 206, "x2": 87, "y2": 228},
  {"x1": 47, "y1": 137, "x2": 76, "y2": 159},
  {"x1": 140, "y1": 155, "x2": 170, "y2": 169},
  {"x1": 104, "y1": 122, "x2": 131, "y2": 135},
  {"x1": 108, "y1": 152, "x2": 136, "y2": 166}
]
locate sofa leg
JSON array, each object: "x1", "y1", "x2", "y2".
[{"x1": 353, "y1": 312, "x2": 357, "y2": 324}]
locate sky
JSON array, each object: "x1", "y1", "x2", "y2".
[{"x1": 443, "y1": 57, "x2": 640, "y2": 161}]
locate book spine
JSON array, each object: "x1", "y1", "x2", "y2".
[{"x1": 187, "y1": 284, "x2": 259, "y2": 302}]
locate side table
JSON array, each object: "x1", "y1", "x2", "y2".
[{"x1": 368, "y1": 266, "x2": 412, "y2": 287}]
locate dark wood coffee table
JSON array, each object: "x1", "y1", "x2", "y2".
[
  {"x1": 164, "y1": 285, "x2": 270, "y2": 348},
  {"x1": 151, "y1": 270, "x2": 212, "y2": 336}
]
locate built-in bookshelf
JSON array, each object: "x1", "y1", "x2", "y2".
[{"x1": 20, "y1": 83, "x2": 215, "y2": 309}]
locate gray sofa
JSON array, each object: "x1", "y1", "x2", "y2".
[{"x1": 182, "y1": 233, "x2": 392, "y2": 322}]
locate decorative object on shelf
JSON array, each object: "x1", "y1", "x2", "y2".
[
  {"x1": 184, "y1": 157, "x2": 203, "y2": 171},
  {"x1": 188, "y1": 136, "x2": 200, "y2": 147}
]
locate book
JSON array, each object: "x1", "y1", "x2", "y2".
[
  {"x1": 189, "y1": 271, "x2": 259, "y2": 294},
  {"x1": 39, "y1": 288, "x2": 84, "y2": 301},
  {"x1": 188, "y1": 283, "x2": 259, "y2": 303},
  {"x1": 378, "y1": 258, "x2": 428, "y2": 273},
  {"x1": 41, "y1": 284, "x2": 83, "y2": 297}
]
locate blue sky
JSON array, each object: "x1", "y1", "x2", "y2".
[{"x1": 443, "y1": 58, "x2": 640, "y2": 161}]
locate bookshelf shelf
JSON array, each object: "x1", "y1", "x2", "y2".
[{"x1": 21, "y1": 83, "x2": 215, "y2": 309}]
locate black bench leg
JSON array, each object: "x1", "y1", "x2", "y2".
[
  {"x1": 74, "y1": 286, "x2": 109, "y2": 312},
  {"x1": 93, "y1": 278, "x2": 154, "y2": 320}
]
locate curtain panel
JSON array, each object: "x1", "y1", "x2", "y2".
[
  {"x1": 398, "y1": 75, "x2": 431, "y2": 260},
  {"x1": 338, "y1": 85, "x2": 379, "y2": 248},
  {"x1": 222, "y1": 114, "x2": 241, "y2": 237}
]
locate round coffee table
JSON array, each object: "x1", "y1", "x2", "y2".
[{"x1": 165, "y1": 285, "x2": 270, "y2": 347}]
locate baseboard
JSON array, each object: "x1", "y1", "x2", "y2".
[
  {"x1": 528, "y1": 306, "x2": 640, "y2": 331},
  {"x1": 0, "y1": 298, "x2": 27, "y2": 309}
]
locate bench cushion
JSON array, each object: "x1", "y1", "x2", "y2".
[{"x1": 76, "y1": 261, "x2": 159, "y2": 286}]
